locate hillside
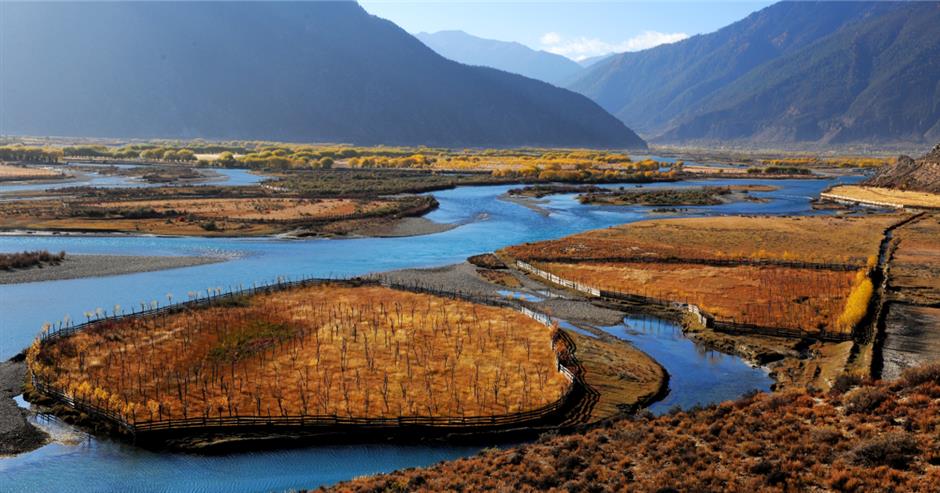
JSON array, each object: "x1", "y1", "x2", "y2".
[
  {"x1": 866, "y1": 144, "x2": 940, "y2": 194},
  {"x1": 569, "y1": 1, "x2": 939, "y2": 146},
  {"x1": 326, "y1": 365, "x2": 940, "y2": 492},
  {"x1": 415, "y1": 30, "x2": 583, "y2": 86},
  {"x1": 0, "y1": 2, "x2": 645, "y2": 149}
]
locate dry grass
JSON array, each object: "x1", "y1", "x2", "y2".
[
  {"x1": 30, "y1": 284, "x2": 569, "y2": 423},
  {"x1": 0, "y1": 194, "x2": 428, "y2": 236},
  {"x1": 476, "y1": 269, "x2": 523, "y2": 288},
  {"x1": 330, "y1": 365, "x2": 940, "y2": 493},
  {"x1": 92, "y1": 198, "x2": 390, "y2": 221},
  {"x1": 503, "y1": 215, "x2": 895, "y2": 267},
  {"x1": 0, "y1": 164, "x2": 63, "y2": 179},
  {"x1": 825, "y1": 185, "x2": 940, "y2": 209},
  {"x1": 566, "y1": 331, "x2": 664, "y2": 420},
  {"x1": 536, "y1": 261, "x2": 858, "y2": 333}
]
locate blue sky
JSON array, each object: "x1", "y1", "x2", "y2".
[{"x1": 360, "y1": 1, "x2": 774, "y2": 60}]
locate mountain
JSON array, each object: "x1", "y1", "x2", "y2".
[
  {"x1": 569, "y1": 1, "x2": 939, "y2": 146},
  {"x1": 0, "y1": 2, "x2": 645, "y2": 149},
  {"x1": 578, "y1": 54, "x2": 615, "y2": 69},
  {"x1": 415, "y1": 30, "x2": 584, "y2": 86},
  {"x1": 866, "y1": 144, "x2": 940, "y2": 194}
]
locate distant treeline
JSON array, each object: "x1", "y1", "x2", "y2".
[{"x1": 0, "y1": 145, "x2": 63, "y2": 164}]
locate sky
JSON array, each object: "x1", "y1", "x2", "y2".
[{"x1": 360, "y1": 1, "x2": 775, "y2": 61}]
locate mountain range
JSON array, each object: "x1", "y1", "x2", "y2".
[
  {"x1": 415, "y1": 30, "x2": 583, "y2": 86},
  {"x1": 0, "y1": 2, "x2": 645, "y2": 149},
  {"x1": 568, "y1": 1, "x2": 940, "y2": 146}
]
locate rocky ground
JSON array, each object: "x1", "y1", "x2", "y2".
[
  {"x1": 865, "y1": 143, "x2": 940, "y2": 193},
  {"x1": 348, "y1": 216, "x2": 456, "y2": 238},
  {"x1": 0, "y1": 254, "x2": 224, "y2": 284},
  {"x1": 0, "y1": 356, "x2": 47, "y2": 455}
]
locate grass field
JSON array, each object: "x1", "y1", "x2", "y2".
[
  {"x1": 30, "y1": 284, "x2": 570, "y2": 423},
  {"x1": 0, "y1": 164, "x2": 63, "y2": 180},
  {"x1": 0, "y1": 194, "x2": 431, "y2": 236},
  {"x1": 499, "y1": 215, "x2": 896, "y2": 335},
  {"x1": 536, "y1": 261, "x2": 858, "y2": 333},
  {"x1": 92, "y1": 197, "x2": 392, "y2": 221},
  {"x1": 503, "y1": 215, "x2": 896, "y2": 267},
  {"x1": 824, "y1": 185, "x2": 940, "y2": 209}
]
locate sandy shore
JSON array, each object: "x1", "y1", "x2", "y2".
[
  {"x1": 0, "y1": 357, "x2": 47, "y2": 455},
  {"x1": 0, "y1": 254, "x2": 225, "y2": 285},
  {"x1": 351, "y1": 216, "x2": 456, "y2": 237},
  {"x1": 376, "y1": 262, "x2": 628, "y2": 328}
]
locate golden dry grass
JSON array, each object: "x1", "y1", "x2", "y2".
[
  {"x1": 825, "y1": 185, "x2": 940, "y2": 209},
  {"x1": 566, "y1": 331, "x2": 664, "y2": 420},
  {"x1": 31, "y1": 284, "x2": 570, "y2": 423},
  {"x1": 503, "y1": 215, "x2": 896, "y2": 267},
  {"x1": 535, "y1": 261, "x2": 858, "y2": 333},
  {"x1": 92, "y1": 197, "x2": 390, "y2": 221},
  {"x1": 0, "y1": 195, "x2": 410, "y2": 236},
  {"x1": 0, "y1": 164, "x2": 62, "y2": 179}
]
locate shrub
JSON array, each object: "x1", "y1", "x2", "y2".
[
  {"x1": 843, "y1": 387, "x2": 888, "y2": 414},
  {"x1": 899, "y1": 363, "x2": 940, "y2": 389},
  {"x1": 849, "y1": 432, "x2": 919, "y2": 469},
  {"x1": 831, "y1": 373, "x2": 863, "y2": 394}
]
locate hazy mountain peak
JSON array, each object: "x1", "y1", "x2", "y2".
[{"x1": 415, "y1": 30, "x2": 584, "y2": 86}]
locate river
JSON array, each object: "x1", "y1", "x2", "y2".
[
  {"x1": 0, "y1": 174, "x2": 860, "y2": 492},
  {"x1": 0, "y1": 165, "x2": 265, "y2": 195}
]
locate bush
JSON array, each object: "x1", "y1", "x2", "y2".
[
  {"x1": 899, "y1": 363, "x2": 940, "y2": 389},
  {"x1": 849, "y1": 432, "x2": 919, "y2": 469},
  {"x1": 843, "y1": 387, "x2": 888, "y2": 414},
  {"x1": 831, "y1": 373, "x2": 863, "y2": 394}
]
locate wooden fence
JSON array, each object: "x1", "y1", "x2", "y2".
[
  {"x1": 30, "y1": 275, "x2": 587, "y2": 438},
  {"x1": 517, "y1": 256, "x2": 862, "y2": 272},
  {"x1": 516, "y1": 261, "x2": 600, "y2": 296}
]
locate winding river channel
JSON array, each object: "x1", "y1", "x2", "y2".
[{"x1": 0, "y1": 174, "x2": 861, "y2": 492}]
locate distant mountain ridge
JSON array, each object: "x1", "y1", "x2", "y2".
[
  {"x1": 415, "y1": 30, "x2": 584, "y2": 86},
  {"x1": 0, "y1": 2, "x2": 645, "y2": 149},
  {"x1": 568, "y1": 1, "x2": 939, "y2": 146}
]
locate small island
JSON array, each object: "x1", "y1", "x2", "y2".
[
  {"x1": 578, "y1": 185, "x2": 775, "y2": 207},
  {"x1": 25, "y1": 280, "x2": 584, "y2": 449}
]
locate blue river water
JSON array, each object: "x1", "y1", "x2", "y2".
[
  {"x1": 0, "y1": 174, "x2": 860, "y2": 492},
  {"x1": 0, "y1": 165, "x2": 265, "y2": 195}
]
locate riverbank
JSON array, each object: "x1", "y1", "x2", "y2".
[
  {"x1": 326, "y1": 216, "x2": 456, "y2": 238},
  {"x1": 0, "y1": 356, "x2": 47, "y2": 455},
  {"x1": 0, "y1": 254, "x2": 225, "y2": 284}
]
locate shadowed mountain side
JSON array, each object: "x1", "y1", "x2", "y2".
[{"x1": 0, "y1": 2, "x2": 645, "y2": 149}]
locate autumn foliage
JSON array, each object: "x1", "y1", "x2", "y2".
[{"x1": 28, "y1": 284, "x2": 570, "y2": 424}]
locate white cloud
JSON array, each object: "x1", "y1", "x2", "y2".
[
  {"x1": 538, "y1": 31, "x2": 689, "y2": 61},
  {"x1": 539, "y1": 31, "x2": 562, "y2": 45}
]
